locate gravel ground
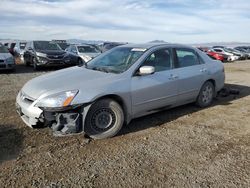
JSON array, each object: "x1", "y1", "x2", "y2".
[{"x1": 0, "y1": 61, "x2": 250, "y2": 187}]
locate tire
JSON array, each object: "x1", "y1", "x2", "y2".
[
  {"x1": 78, "y1": 58, "x2": 83, "y2": 65},
  {"x1": 84, "y1": 99, "x2": 124, "y2": 139},
  {"x1": 24, "y1": 58, "x2": 30, "y2": 66},
  {"x1": 33, "y1": 58, "x2": 40, "y2": 71},
  {"x1": 196, "y1": 81, "x2": 215, "y2": 108}
]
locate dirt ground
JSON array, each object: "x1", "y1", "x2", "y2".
[{"x1": 0, "y1": 61, "x2": 250, "y2": 187}]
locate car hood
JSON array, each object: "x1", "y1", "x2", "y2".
[
  {"x1": 0, "y1": 53, "x2": 12, "y2": 60},
  {"x1": 36, "y1": 50, "x2": 66, "y2": 56},
  {"x1": 78, "y1": 52, "x2": 101, "y2": 58},
  {"x1": 22, "y1": 66, "x2": 118, "y2": 100}
]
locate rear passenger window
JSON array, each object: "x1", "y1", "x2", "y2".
[
  {"x1": 176, "y1": 49, "x2": 199, "y2": 68},
  {"x1": 142, "y1": 48, "x2": 172, "y2": 72}
]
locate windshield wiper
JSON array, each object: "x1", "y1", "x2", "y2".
[{"x1": 91, "y1": 66, "x2": 110, "y2": 73}]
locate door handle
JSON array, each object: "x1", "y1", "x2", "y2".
[
  {"x1": 169, "y1": 74, "x2": 179, "y2": 80},
  {"x1": 200, "y1": 68, "x2": 207, "y2": 72}
]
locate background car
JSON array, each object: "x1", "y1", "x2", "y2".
[
  {"x1": 234, "y1": 46, "x2": 250, "y2": 59},
  {"x1": 66, "y1": 44, "x2": 101, "y2": 63},
  {"x1": 206, "y1": 50, "x2": 226, "y2": 62},
  {"x1": 23, "y1": 41, "x2": 78, "y2": 70},
  {"x1": 213, "y1": 48, "x2": 239, "y2": 62},
  {"x1": 0, "y1": 43, "x2": 15, "y2": 71},
  {"x1": 13, "y1": 41, "x2": 27, "y2": 62}
]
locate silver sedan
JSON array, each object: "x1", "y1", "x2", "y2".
[
  {"x1": 16, "y1": 43, "x2": 225, "y2": 139},
  {"x1": 0, "y1": 43, "x2": 15, "y2": 71}
]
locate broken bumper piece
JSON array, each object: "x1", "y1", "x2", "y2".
[
  {"x1": 16, "y1": 91, "x2": 91, "y2": 136},
  {"x1": 16, "y1": 92, "x2": 43, "y2": 128},
  {"x1": 50, "y1": 112, "x2": 82, "y2": 136}
]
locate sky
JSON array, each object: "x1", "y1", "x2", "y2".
[{"x1": 0, "y1": 0, "x2": 250, "y2": 43}]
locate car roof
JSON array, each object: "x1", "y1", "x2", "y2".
[{"x1": 121, "y1": 43, "x2": 193, "y2": 50}]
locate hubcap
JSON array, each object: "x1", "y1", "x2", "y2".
[
  {"x1": 202, "y1": 85, "x2": 213, "y2": 104},
  {"x1": 91, "y1": 108, "x2": 116, "y2": 132}
]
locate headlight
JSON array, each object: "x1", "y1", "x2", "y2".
[
  {"x1": 80, "y1": 55, "x2": 92, "y2": 62},
  {"x1": 36, "y1": 52, "x2": 47, "y2": 57},
  {"x1": 35, "y1": 90, "x2": 78, "y2": 108},
  {"x1": 37, "y1": 56, "x2": 48, "y2": 64},
  {"x1": 5, "y1": 57, "x2": 14, "y2": 64}
]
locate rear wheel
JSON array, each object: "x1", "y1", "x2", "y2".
[
  {"x1": 84, "y1": 99, "x2": 124, "y2": 139},
  {"x1": 196, "y1": 81, "x2": 215, "y2": 108}
]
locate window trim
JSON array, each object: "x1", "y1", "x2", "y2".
[
  {"x1": 133, "y1": 47, "x2": 174, "y2": 76},
  {"x1": 173, "y1": 48, "x2": 201, "y2": 68}
]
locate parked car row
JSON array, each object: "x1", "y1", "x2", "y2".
[
  {"x1": 198, "y1": 46, "x2": 250, "y2": 62},
  {"x1": 1, "y1": 40, "x2": 128, "y2": 71}
]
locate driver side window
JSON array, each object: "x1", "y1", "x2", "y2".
[{"x1": 142, "y1": 48, "x2": 172, "y2": 72}]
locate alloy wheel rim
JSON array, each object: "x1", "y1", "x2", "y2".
[{"x1": 202, "y1": 85, "x2": 213, "y2": 104}]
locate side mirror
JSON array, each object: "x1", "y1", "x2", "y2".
[{"x1": 138, "y1": 66, "x2": 155, "y2": 76}]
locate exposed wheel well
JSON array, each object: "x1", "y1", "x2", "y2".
[
  {"x1": 207, "y1": 79, "x2": 216, "y2": 88},
  {"x1": 94, "y1": 95, "x2": 129, "y2": 124}
]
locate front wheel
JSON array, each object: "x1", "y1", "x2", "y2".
[
  {"x1": 33, "y1": 58, "x2": 41, "y2": 71},
  {"x1": 84, "y1": 99, "x2": 124, "y2": 139},
  {"x1": 196, "y1": 81, "x2": 215, "y2": 108}
]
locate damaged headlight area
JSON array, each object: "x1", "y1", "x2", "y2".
[
  {"x1": 35, "y1": 90, "x2": 78, "y2": 110},
  {"x1": 35, "y1": 90, "x2": 87, "y2": 136}
]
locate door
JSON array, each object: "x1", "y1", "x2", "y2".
[
  {"x1": 131, "y1": 48, "x2": 179, "y2": 117},
  {"x1": 23, "y1": 42, "x2": 32, "y2": 63},
  {"x1": 174, "y1": 48, "x2": 207, "y2": 103}
]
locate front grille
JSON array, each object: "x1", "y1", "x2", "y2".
[
  {"x1": 20, "y1": 92, "x2": 35, "y2": 104},
  {"x1": 0, "y1": 64, "x2": 6, "y2": 68},
  {"x1": 47, "y1": 55, "x2": 64, "y2": 60}
]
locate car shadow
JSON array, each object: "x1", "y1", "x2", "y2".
[
  {"x1": 0, "y1": 125, "x2": 24, "y2": 164},
  {"x1": 119, "y1": 83, "x2": 250, "y2": 136}
]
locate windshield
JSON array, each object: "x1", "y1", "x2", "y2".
[
  {"x1": 77, "y1": 46, "x2": 100, "y2": 53},
  {"x1": 57, "y1": 43, "x2": 69, "y2": 50},
  {"x1": 224, "y1": 48, "x2": 233, "y2": 53},
  {"x1": 86, "y1": 47, "x2": 145, "y2": 73},
  {"x1": 0, "y1": 44, "x2": 9, "y2": 53},
  {"x1": 34, "y1": 41, "x2": 61, "y2": 51}
]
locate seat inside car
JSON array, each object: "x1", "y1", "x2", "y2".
[
  {"x1": 180, "y1": 55, "x2": 196, "y2": 67},
  {"x1": 144, "y1": 50, "x2": 171, "y2": 72}
]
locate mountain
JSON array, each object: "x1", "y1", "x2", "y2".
[{"x1": 189, "y1": 42, "x2": 250, "y2": 47}]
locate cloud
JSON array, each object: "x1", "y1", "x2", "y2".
[{"x1": 0, "y1": 0, "x2": 249, "y2": 43}]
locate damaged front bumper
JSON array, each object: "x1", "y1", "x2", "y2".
[
  {"x1": 16, "y1": 91, "x2": 91, "y2": 136},
  {"x1": 16, "y1": 91, "x2": 43, "y2": 127}
]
